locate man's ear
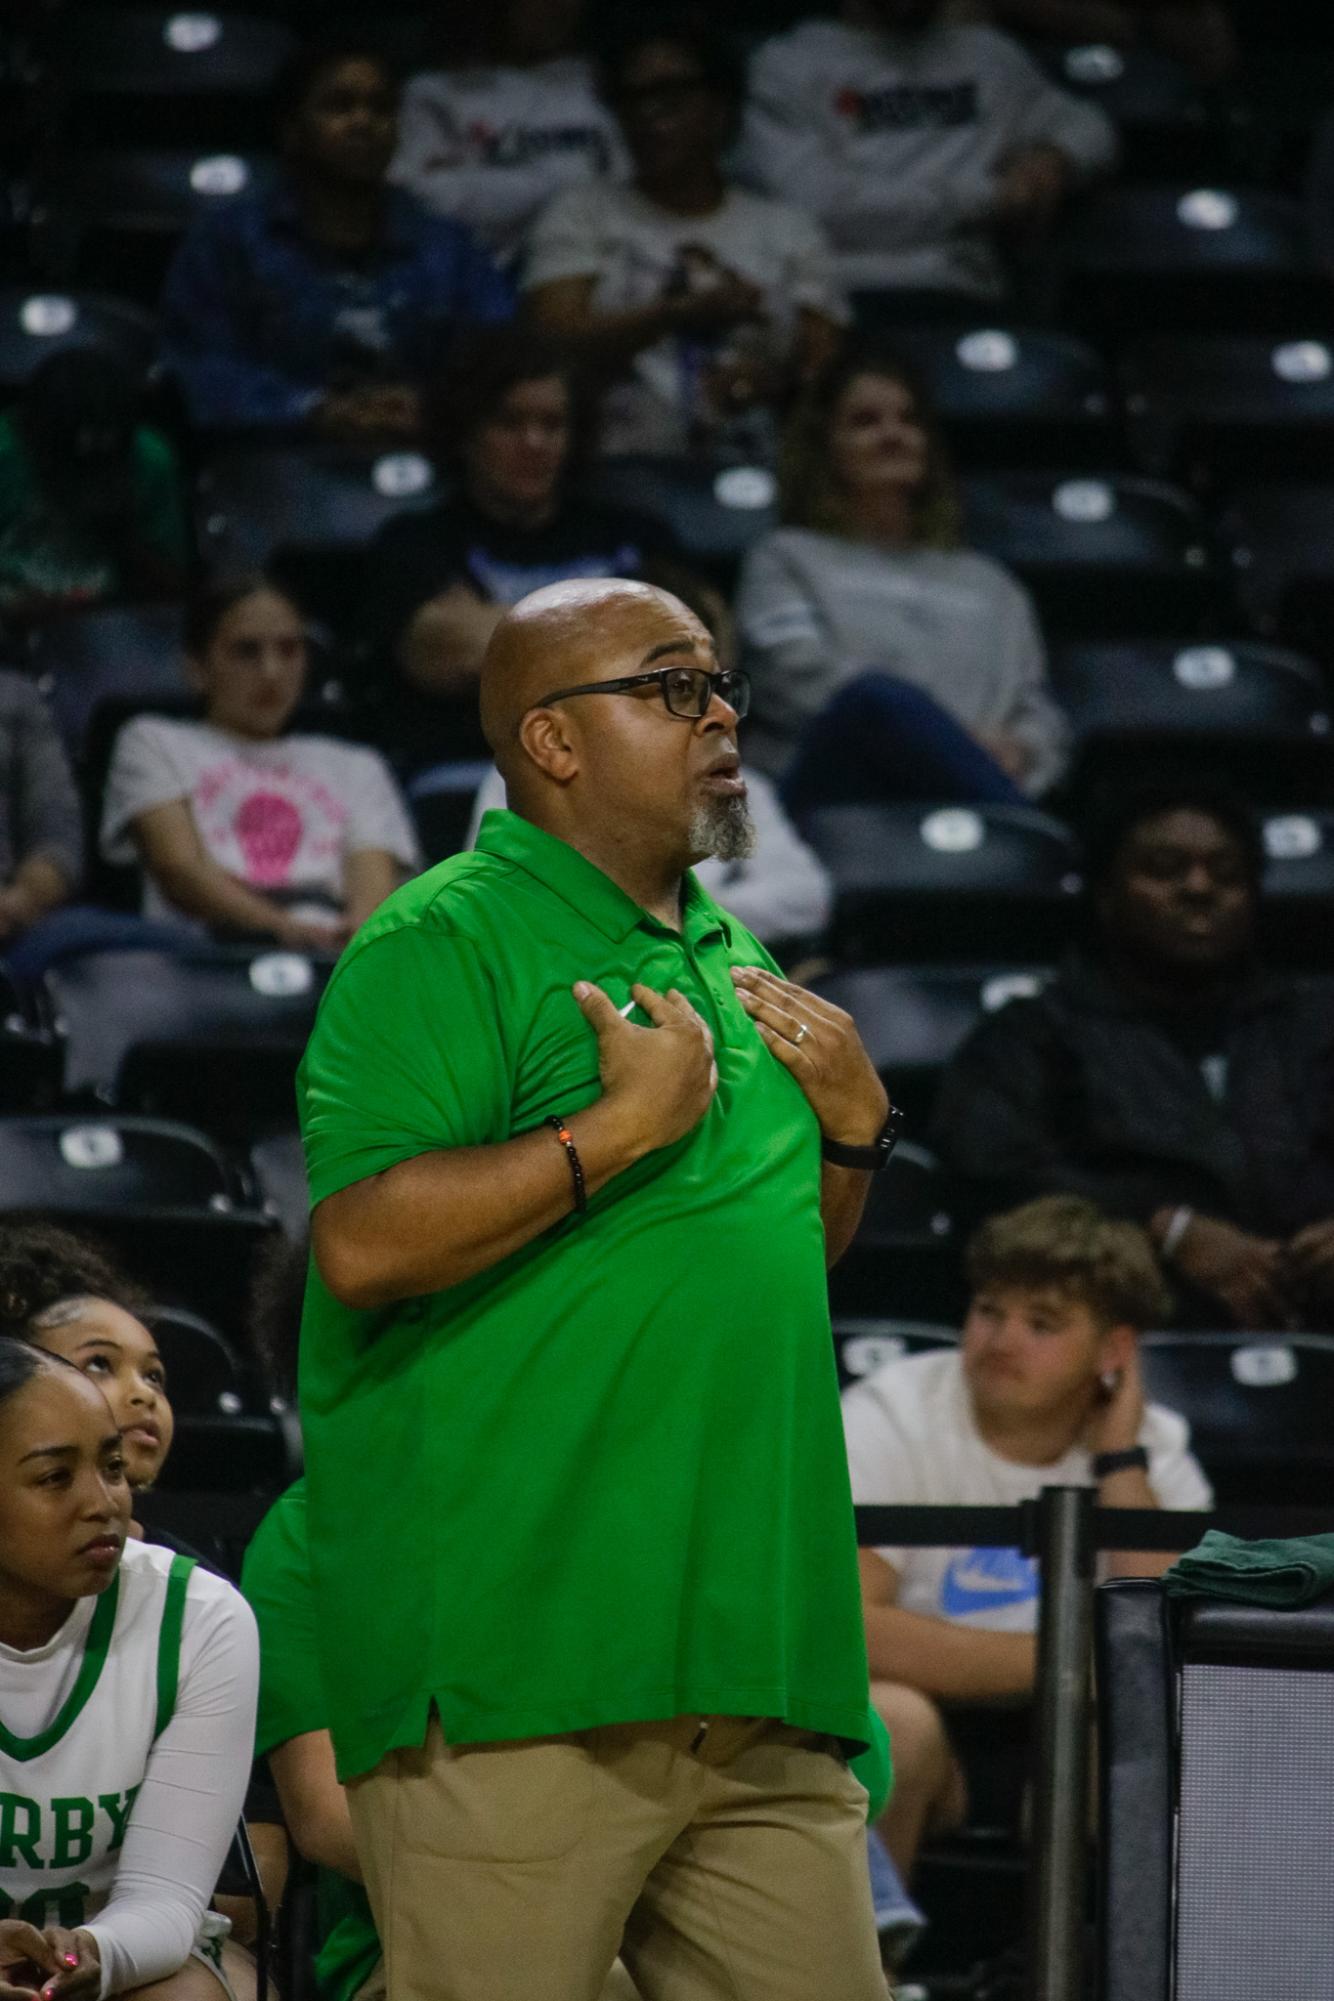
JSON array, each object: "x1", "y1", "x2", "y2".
[
  {"x1": 1098, "y1": 1321, "x2": 1138, "y2": 1375},
  {"x1": 517, "y1": 705, "x2": 579, "y2": 785}
]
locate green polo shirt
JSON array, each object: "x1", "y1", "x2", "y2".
[{"x1": 297, "y1": 808, "x2": 871, "y2": 1782}]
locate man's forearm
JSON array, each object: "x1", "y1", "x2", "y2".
[
  {"x1": 1100, "y1": 1465, "x2": 1175, "y2": 1579},
  {"x1": 864, "y1": 1601, "x2": 1036, "y2": 1701},
  {"x1": 820, "y1": 1161, "x2": 873, "y2": 1267},
  {"x1": 311, "y1": 1100, "x2": 646, "y2": 1310}
]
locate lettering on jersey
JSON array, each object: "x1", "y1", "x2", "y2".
[
  {"x1": 0, "y1": 1788, "x2": 139, "y2": 1870},
  {"x1": 0, "y1": 1883, "x2": 92, "y2": 1927},
  {"x1": 463, "y1": 121, "x2": 612, "y2": 171},
  {"x1": 834, "y1": 82, "x2": 978, "y2": 131}
]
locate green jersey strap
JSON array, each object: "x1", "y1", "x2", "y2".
[
  {"x1": 0, "y1": 1572, "x2": 119, "y2": 1762},
  {"x1": 153, "y1": 1555, "x2": 197, "y2": 1742}
]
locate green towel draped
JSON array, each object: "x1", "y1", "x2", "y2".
[{"x1": 1164, "y1": 1530, "x2": 1334, "y2": 1607}]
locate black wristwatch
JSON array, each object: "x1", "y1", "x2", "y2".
[
  {"x1": 1091, "y1": 1446, "x2": 1149, "y2": 1480},
  {"x1": 821, "y1": 1105, "x2": 905, "y2": 1172}
]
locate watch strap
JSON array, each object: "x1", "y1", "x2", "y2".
[
  {"x1": 821, "y1": 1106, "x2": 904, "y2": 1172},
  {"x1": 1092, "y1": 1445, "x2": 1149, "y2": 1479}
]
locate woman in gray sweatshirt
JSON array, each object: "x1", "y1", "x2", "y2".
[{"x1": 735, "y1": 342, "x2": 1069, "y2": 814}]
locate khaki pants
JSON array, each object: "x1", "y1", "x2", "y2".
[{"x1": 346, "y1": 1714, "x2": 885, "y2": 2001}]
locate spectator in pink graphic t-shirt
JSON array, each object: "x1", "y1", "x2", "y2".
[{"x1": 101, "y1": 575, "x2": 420, "y2": 949}]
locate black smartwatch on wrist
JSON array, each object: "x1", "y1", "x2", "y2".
[
  {"x1": 1091, "y1": 1445, "x2": 1149, "y2": 1480},
  {"x1": 821, "y1": 1105, "x2": 905, "y2": 1172}
]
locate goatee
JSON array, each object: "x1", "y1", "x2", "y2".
[{"x1": 688, "y1": 793, "x2": 757, "y2": 864}]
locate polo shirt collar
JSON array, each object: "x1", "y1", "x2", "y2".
[{"x1": 476, "y1": 810, "x2": 731, "y2": 947}]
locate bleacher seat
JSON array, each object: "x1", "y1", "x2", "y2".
[
  {"x1": 61, "y1": 8, "x2": 295, "y2": 150},
  {"x1": 809, "y1": 963, "x2": 1052, "y2": 1130},
  {"x1": 196, "y1": 444, "x2": 443, "y2": 642},
  {"x1": 27, "y1": 603, "x2": 189, "y2": 757},
  {"x1": 1050, "y1": 639, "x2": 1333, "y2": 803},
  {"x1": 1062, "y1": 185, "x2": 1321, "y2": 336},
  {"x1": 0, "y1": 1112, "x2": 277, "y2": 1334},
  {"x1": 827, "y1": 1142, "x2": 967, "y2": 1322},
  {"x1": 148, "y1": 1302, "x2": 254, "y2": 1414},
  {"x1": 249, "y1": 1127, "x2": 307, "y2": 1241},
  {"x1": 407, "y1": 760, "x2": 489, "y2": 863},
  {"x1": 885, "y1": 325, "x2": 1119, "y2": 469},
  {"x1": 44, "y1": 946, "x2": 334, "y2": 1137},
  {"x1": 1258, "y1": 817, "x2": 1334, "y2": 968},
  {"x1": 0, "y1": 967, "x2": 65, "y2": 1113},
  {"x1": 832, "y1": 1313, "x2": 956, "y2": 1391},
  {"x1": 962, "y1": 470, "x2": 1219, "y2": 636},
  {"x1": 36, "y1": 148, "x2": 271, "y2": 307},
  {"x1": 151, "y1": 1411, "x2": 299, "y2": 1495},
  {"x1": 800, "y1": 802, "x2": 1082, "y2": 964},
  {"x1": 1124, "y1": 335, "x2": 1334, "y2": 483},
  {"x1": 1140, "y1": 1331, "x2": 1334, "y2": 1504},
  {"x1": 0, "y1": 287, "x2": 156, "y2": 395},
  {"x1": 1221, "y1": 482, "x2": 1334, "y2": 666},
  {"x1": 580, "y1": 457, "x2": 775, "y2": 589},
  {"x1": 1033, "y1": 41, "x2": 1224, "y2": 183}
]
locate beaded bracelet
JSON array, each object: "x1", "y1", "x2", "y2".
[{"x1": 546, "y1": 1115, "x2": 588, "y2": 1217}]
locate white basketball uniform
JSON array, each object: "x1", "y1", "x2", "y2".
[{"x1": 0, "y1": 1540, "x2": 235, "y2": 1989}]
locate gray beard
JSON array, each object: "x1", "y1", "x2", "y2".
[{"x1": 687, "y1": 793, "x2": 757, "y2": 865}]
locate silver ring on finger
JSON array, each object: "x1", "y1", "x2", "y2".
[{"x1": 793, "y1": 1021, "x2": 810, "y2": 1047}]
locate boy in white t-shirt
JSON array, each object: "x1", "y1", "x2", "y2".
[{"x1": 842, "y1": 1195, "x2": 1212, "y2": 1877}]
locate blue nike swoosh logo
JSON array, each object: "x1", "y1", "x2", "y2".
[{"x1": 940, "y1": 1547, "x2": 1040, "y2": 1618}]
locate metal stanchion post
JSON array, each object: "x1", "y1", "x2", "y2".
[{"x1": 1026, "y1": 1484, "x2": 1096, "y2": 2001}]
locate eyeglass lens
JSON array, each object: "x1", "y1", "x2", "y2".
[{"x1": 662, "y1": 668, "x2": 750, "y2": 719}]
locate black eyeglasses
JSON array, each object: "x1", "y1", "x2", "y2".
[{"x1": 531, "y1": 665, "x2": 751, "y2": 721}]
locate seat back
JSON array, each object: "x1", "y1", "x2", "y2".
[
  {"x1": 40, "y1": 148, "x2": 271, "y2": 306},
  {"x1": 1259, "y1": 816, "x2": 1334, "y2": 966},
  {"x1": 802, "y1": 803, "x2": 1082, "y2": 963},
  {"x1": 831, "y1": 1314, "x2": 957, "y2": 1390},
  {"x1": 580, "y1": 457, "x2": 777, "y2": 588},
  {"x1": 148, "y1": 1303, "x2": 253, "y2": 1415},
  {"x1": 809, "y1": 963, "x2": 1051, "y2": 1128},
  {"x1": 887, "y1": 324, "x2": 1117, "y2": 468},
  {"x1": 0, "y1": 287, "x2": 157, "y2": 394},
  {"x1": 828, "y1": 1142, "x2": 966, "y2": 1321},
  {"x1": 962, "y1": 470, "x2": 1218, "y2": 636},
  {"x1": 1221, "y1": 481, "x2": 1334, "y2": 665},
  {"x1": 1139, "y1": 1331, "x2": 1334, "y2": 1503},
  {"x1": 0, "y1": 1113, "x2": 234, "y2": 1210},
  {"x1": 62, "y1": 8, "x2": 295, "y2": 149},
  {"x1": 1125, "y1": 335, "x2": 1334, "y2": 483},
  {"x1": 29, "y1": 603, "x2": 190, "y2": 758}
]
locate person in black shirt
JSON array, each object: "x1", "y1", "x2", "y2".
[
  {"x1": 362, "y1": 328, "x2": 675, "y2": 766},
  {"x1": 932, "y1": 778, "x2": 1334, "y2": 1330}
]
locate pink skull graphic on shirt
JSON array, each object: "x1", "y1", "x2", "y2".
[{"x1": 234, "y1": 790, "x2": 304, "y2": 885}]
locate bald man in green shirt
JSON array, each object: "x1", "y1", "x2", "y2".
[{"x1": 298, "y1": 578, "x2": 895, "y2": 2001}]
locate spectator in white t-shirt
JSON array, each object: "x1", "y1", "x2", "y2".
[
  {"x1": 101, "y1": 576, "x2": 419, "y2": 951},
  {"x1": 841, "y1": 1195, "x2": 1211, "y2": 1878},
  {"x1": 741, "y1": 0, "x2": 1117, "y2": 303},
  {"x1": 524, "y1": 12, "x2": 847, "y2": 457},
  {"x1": 392, "y1": 0, "x2": 627, "y2": 268}
]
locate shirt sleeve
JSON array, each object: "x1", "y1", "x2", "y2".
[
  {"x1": 85, "y1": 1576, "x2": 260, "y2": 1998},
  {"x1": 299, "y1": 918, "x2": 514, "y2": 1207},
  {"x1": 841, "y1": 1377, "x2": 916, "y2": 1576},
  {"x1": 241, "y1": 1492, "x2": 325, "y2": 1757},
  {"x1": 160, "y1": 217, "x2": 324, "y2": 431},
  {"x1": 1144, "y1": 1407, "x2": 1215, "y2": 1513},
  {"x1": 989, "y1": 569, "x2": 1070, "y2": 796},
  {"x1": 522, "y1": 184, "x2": 607, "y2": 291},
  {"x1": 985, "y1": 29, "x2": 1118, "y2": 180},
  {"x1": 7, "y1": 679, "x2": 82, "y2": 888},
  {"x1": 99, "y1": 718, "x2": 194, "y2": 863},
  {"x1": 338, "y1": 747, "x2": 421, "y2": 869}
]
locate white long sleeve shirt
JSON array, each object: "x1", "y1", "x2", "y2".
[
  {"x1": 740, "y1": 18, "x2": 1117, "y2": 295},
  {"x1": 0, "y1": 1541, "x2": 259, "y2": 1996}
]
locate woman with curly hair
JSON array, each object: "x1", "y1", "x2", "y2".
[
  {"x1": 0, "y1": 1222, "x2": 173, "y2": 1494},
  {"x1": 735, "y1": 343, "x2": 1069, "y2": 818}
]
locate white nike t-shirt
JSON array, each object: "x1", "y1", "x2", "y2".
[{"x1": 842, "y1": 1349, "x2": 1213, "y2": 1630}]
